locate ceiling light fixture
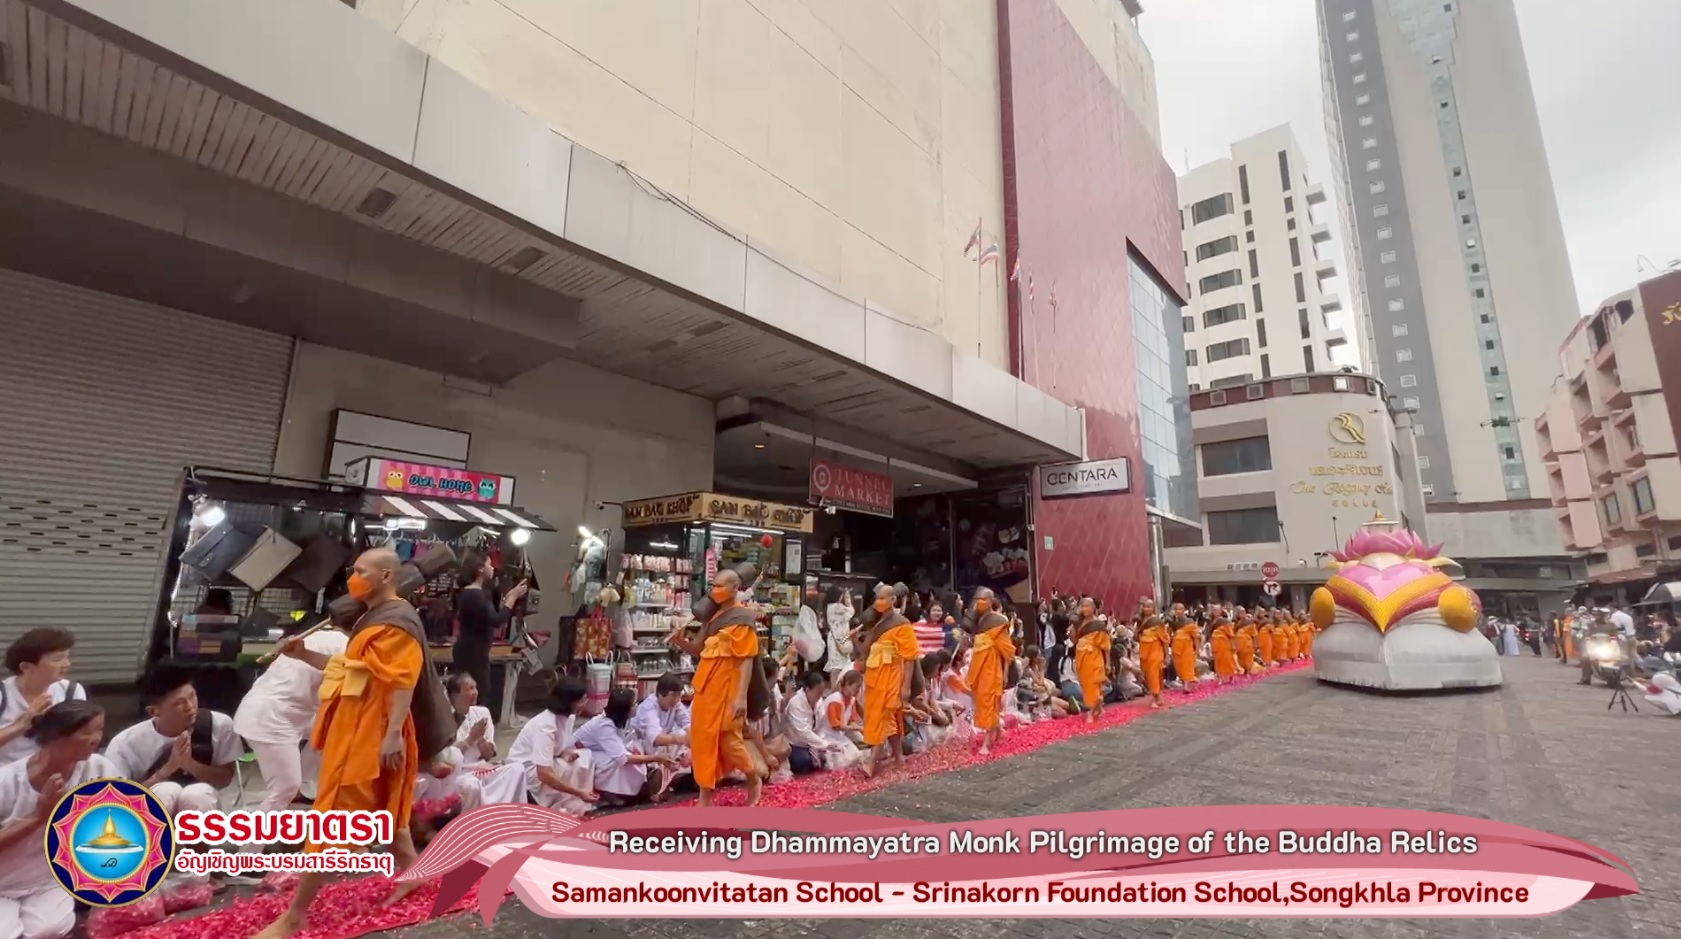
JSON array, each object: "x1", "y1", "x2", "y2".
[{"x1": 754, "y1": 443, "x2": 766, "y2": 449}]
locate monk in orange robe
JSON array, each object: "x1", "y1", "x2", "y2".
[
  {"x1": 1136, "y1": 615, "x2": 1170, "y2": 709},
  {"x1": 1170, "y1": 615, "x2": 1201, "y2": 689},
  {"x1": 1235, "y1": 614, "x2": 1260, "y2": 675},
  {"x1": 1299, "y1": 614, "x2": 1315, "y2": 659},
  {"x1": 668, "y1": 564, "x2": 770, "y2": 806},
  {"x1": 255, "y1": 547, "x2": 456, "y2": 938},
  {"x1": 861, "y1": 583, "x2": 920, "y2": 768},
  {"x1": 1072, "y1": 598, "x2": 1110, "y2": 723},
  {"x1": 1210, "y1": 610, "x2": 1238, "y2": 682},
  {"x1": 1280, "y1": 615, "x2": 1299, "y2": 661},
  {"x1": 1257, "y1": 612, "x2": 1276, "y2": 667},
  {"x1": 963, "y1": 587, "x2": 1015, "y2": 754}
]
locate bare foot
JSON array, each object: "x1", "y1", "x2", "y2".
[
  {"x1": 857, "y1": 755, "x2": 875, "y2": 778},
  {"x1": 744, "y1": 774, "x2": 763, "y2": 806},
  {"x1": 1150, "y1": 699, "x2": 1161, "y2": 710},
  {"x1": 250, "y1": 910, "x2": 306, "y2": 939}
]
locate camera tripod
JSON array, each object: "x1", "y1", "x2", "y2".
[{"x1": 1604, "y1": 666, "x2": 1640, "y2": 713}]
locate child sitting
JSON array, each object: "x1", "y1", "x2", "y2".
[
  {"x1": 490, "y1": 677, "x2": 595, "y2": 812},
  {"x1": 819, "y1": 669, "x2": 867, "y2": 748},
  {"x1": 574, "y1": 688, "x2": 679, "y2": 807},
  {"x1": 783, "y1": 671, "x2": 868, "y2": 774}
]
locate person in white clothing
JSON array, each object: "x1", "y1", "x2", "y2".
[
  {"x1": 574, "y1": 688, "x2": 677, "y2": 806},
  {"x1": 822, "y1": 586, "x2": 856, "y2": 685},
  {"x1": 445, "y1": 674, "x2": 498, "y2": 767},
  {"x1": 232, "y1": 627, "x2": 348, "y2": 811},
  {"x1": 631, "y1": 674, "x2": 691, "y2": 781},
  {"x1": 104, "y1": 668, "x2": 241, "y2": 815},
  {"x1": 0, "y1": 629, "x2": 85, "y2": 768},
  {"x1": 412, "y1": 674, "x2": 497, "y2": 814},
  {"x1": 486, "y1": 678, "x2": 596, "y2": 812},
  {"x1": 0, "y1": 700, "x2": 116, "y2": 939},
  {"x1": 817, "y1": 670, "x2": 867, "y2": 749},
  {"x1": 784, "y1": 671, "x2": 866, "y2": 774}
]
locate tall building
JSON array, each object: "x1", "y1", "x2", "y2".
[
  {"x1": 1539, "y1": 271, "x2": 1681, "y2": 601},
  {"x1": 1317, "y1": 0, "x2": 1579, "y2": 505},
  {"x1": 1177, "y1": 126, "x2": 1355, "y2": 391}
]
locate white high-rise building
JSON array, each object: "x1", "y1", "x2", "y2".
[
  {"x1": 1177, "y1": 126, "x2": 1357, "y2": 390},
  {"x1": 1317, "y1": 0, "x2": 1579, "y2": 505}
]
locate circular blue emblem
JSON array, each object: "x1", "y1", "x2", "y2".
[{"x1": 44, "y1": 778, "x2": 175, "y2": 906}]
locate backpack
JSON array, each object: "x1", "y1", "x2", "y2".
[
  {"x1": 0, "y1": 680, "x2": 84, "y2": 719},
  {"x1": 141, "y1": 709, "x2": 216, "y2": 787}
]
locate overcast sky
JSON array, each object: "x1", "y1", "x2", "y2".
[{"x1": 1141, "y1": 0, "x2": 1681, "y2": 339}]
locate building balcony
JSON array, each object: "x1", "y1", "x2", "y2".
[
  {"x1": 1314, "y1": 257, "x2": 1337, "y2": 280},
  {"x1": 1309, "y1": 222, "x2": 1333, "y2": 245},
  {"x1": 1321, "y1": 295, "x2": 1343, "y2": 314},
  {"x1": 1326, "y1": 327, "x2": 1349, "y2": 349},
  {"x1": 1304, "y1": 182, "x2": 1328, "y2": 206}
]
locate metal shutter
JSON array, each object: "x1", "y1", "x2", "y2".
[{"x1": 0, "y1": 269, "x2": 294, "y2": 682}]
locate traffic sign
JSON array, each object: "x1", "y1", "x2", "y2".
[
  {"x1": 1261, "y1": 561, "x2": 1280, "y2": 579},
  {"x1": 1262, "y1": 579, "x2": 1282, "y2": 597}
]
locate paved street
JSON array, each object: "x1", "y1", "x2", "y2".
[{"x1": 404, "y1": 655, "x2": 1678, "y2": 939}]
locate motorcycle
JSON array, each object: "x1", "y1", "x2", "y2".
[{"x1": 1582, "y1": 634, "x2": 1628, "y2": 686}]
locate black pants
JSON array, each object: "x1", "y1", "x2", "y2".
[
  {"x1": 454, "y1": 633, "x2": 497, "y2": 721},
  {"x1": 790, "y1": 746, "x2": 820, "y2": 775}
]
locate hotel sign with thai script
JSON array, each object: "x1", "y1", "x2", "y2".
[{"x1": 1038, "y1": 457, "x2": 1132, "y2": 499}]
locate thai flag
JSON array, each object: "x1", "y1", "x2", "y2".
[
  {"x1": 979, "y1": 242, "x2": 1001, "y2": 266},
  {"x1": 963, "y1": 218, "x2": 982, "y2": 258}
]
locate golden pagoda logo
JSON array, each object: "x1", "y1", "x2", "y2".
[{"x1": 46, "y1": 779, "x2": 175, "y2": 906}]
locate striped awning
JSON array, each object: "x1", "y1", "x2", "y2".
[{"x1": 361, "y1": 494, "x2": 555, "y2": 531}]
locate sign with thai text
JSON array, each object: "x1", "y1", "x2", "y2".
[
  {"x1": 1038, "y1": 457, "x2": 1132, "y2": 499},
  {"x1": 809, "y1": 458, "x2": 894, "y2": 518},
  {"x1": 345, "y1": 457, "x2": 513, "y2": 505}
]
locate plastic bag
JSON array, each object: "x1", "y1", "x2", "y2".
[{"x1": 792, "y1": 607, "x2": 824, "y2": 662}]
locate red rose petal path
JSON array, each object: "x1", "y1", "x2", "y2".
[{"x1": 116, "y1": 661, "x2": 1309, "y2": 939}]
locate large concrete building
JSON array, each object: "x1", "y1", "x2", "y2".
[
  {"x1": 1316, "y1": 0, "x2": 1577, "y2": 505},
  {"x1": 1164, "y1": 371, "x2": 1426, "y2": 610},
  {"x1": 1177, "y1": 126, "x2": 1356, "y2": 391},
  {"x1": 1538, "y1": 270, "x2": 1681, "y2": 600},
  {"x1": 0, "y1": 0, "x2": 1183, "y2": 679}
]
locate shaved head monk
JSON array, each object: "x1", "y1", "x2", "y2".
[
  {"x1": 255, "y1": 547, "x2": 453, "y2": 938},
  {"x1": 668, "y1": 564, "x2": 769, "y2": 806}
]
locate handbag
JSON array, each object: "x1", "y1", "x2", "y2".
[{"x1": 229, "y1": 528, "x2": 303, "y2": 591}]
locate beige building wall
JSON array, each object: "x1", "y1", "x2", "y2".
[
  {"x1": 354, "y1": 0, "x2": 1011, "y2": 367},
  {"x1": 1052, "y1": 0, "x2": 1160, "y2": 148}
]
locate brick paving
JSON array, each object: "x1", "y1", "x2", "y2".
[{"x1": 400, "y1": 655, "x2": 1679, "y2": 939}]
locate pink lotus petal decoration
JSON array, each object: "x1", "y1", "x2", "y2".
[{"x1": 1331, "y1": 527, "x2": 1444, "y2": 563}]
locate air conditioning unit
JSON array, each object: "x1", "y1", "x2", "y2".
[
  {"x1": 1291, "y1": 377, "x2": 1311, "y2": 394},
  {"x1": 1247, "y1": 384, "x2": 1266, "y2": 400},
  {"x1": 1210, "y1": 390, "x2": 1228, "y2": 406}
]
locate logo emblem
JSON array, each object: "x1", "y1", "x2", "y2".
[
  {"x1": 1329, "y1": 413, "x2": 1368, "y2": 445},
  {"x1": 811, "y1": 463, "x2": 832, "y2": 494},
  {"x1": 45, "y1": 779, "x2": 175, "y2": 906},
  {"x1": 384, "y1": 469, "x2": 406, "y2": 490},
  {"x1": 476, "y1": 478, "x2": 498, "y2": 500}
]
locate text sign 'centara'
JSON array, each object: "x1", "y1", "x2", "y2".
[{"x1": 1038, "y1": 457, "x2": 1132, "y2": 499}]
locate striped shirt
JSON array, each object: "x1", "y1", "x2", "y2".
[{"x1": 913, "y1": 618, "x2": 947, "y2": 656}]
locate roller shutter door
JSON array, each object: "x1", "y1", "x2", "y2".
[{"x1": 0, "y1": 269, "x2": 293, "y2": 682}]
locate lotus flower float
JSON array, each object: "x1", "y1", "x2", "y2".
[{"x1": 1310, "y1": 517, "x2": 1501, "y2": 690}]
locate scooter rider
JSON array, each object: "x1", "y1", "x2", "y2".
[{"x1": 1579, "y1": 608, "x2": 1619, "y2": 686}]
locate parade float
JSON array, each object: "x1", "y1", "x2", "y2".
[{"x1": 1310, "y1": 515, "x2": 1501, "y2": 690}]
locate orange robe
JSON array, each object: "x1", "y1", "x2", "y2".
[
  {"x1": 966, "y1": 621, "x2": 1016, "y2": 731},
  {"x1": 1282, "y1": 623, "x2": 1300, "y2": 660},
  {"x1": 1074, "y1": 626, "x2": 1111, "y2": 709},
  {"x1": 863, "y1": 623, "x2": 920, "y2": 746},
  {"x1": 1211, "y1": 624, "x2": 1237, "y2": 678},
  {"x1": 1235, "y1": 626, "x2": 1258, "y2": 674},
  {"x1": 1300, "y1": 623, "x2": 1315, "y2": 658},
  {"x1": 1258, "y1": 625, "x2": 1275, "y2": 665},
  {"x1": 690, "y1": 622, "x2": 760, "y2": 789},
  {"x1": 310, "y1": 624, "x2": 422, "y2": 843},
  {"x1": 1138, "y1": 626, "x2": 1169, "y2": 695},
  {"x1": 1171, "y1": 625, "x2": 1200, "y2": 684}
]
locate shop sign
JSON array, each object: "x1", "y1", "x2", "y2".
[
  {"x1": 704, "y1": 493, "x2": 814, "y2": 533},
  {"x1": 620, "y1": 492, "x2": 815, "y2": 533},
  {"x1": 1038, "y1": 457, "x2": 1131, "y2": 499},
  {"x1": 809, "y1": 458, "x2": 895, "y2": 518},
  {"x1": 346, "y1": 457, "x2": 513, "y2": 505},
  {"x1": 621, "y1": 492, "x2": 706, "y2": 528}
]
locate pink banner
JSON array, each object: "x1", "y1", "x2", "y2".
[
  {"x1": 403, "y1": 804, "x2": 1636, "y2": 921},
  {"x1": 366, "y1": 459, "x2": 512, "y2": 505}
]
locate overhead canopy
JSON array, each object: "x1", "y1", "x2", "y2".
[
  {"x1": 361, "y1": 494, "x2": 554, "y2": 532},
  {"x1": 1638, "y1": 582, "x2": 1681, "y2": 606}
]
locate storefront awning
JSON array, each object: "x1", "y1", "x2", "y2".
[
  {"x1": 7, "y1": 0, "x2": 1084, "y2": 472},
  {"x1": 361, "y1": 495, "x2": 555, "y2": 532},
  {"x1": 1638, "y1": 581, "x2": 1681, "y2": 606}
]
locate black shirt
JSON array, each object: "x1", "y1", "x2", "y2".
[{"x1": 457, "y1": 586, "x2": 512, "y2": 642}]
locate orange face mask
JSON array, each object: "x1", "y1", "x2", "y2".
[
  {"x1": 874, "y1": 597, "x2": 893, "y2": 613},
  {"x1": 711, "y1": 585, "x2": 736, "y2": 605},
  {"x1": 347, "y1": 572, "x2": 379, "y2": 603}
]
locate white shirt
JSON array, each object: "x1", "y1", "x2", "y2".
[
  {"x1": 631, "y1": 696, "x2": 689, "y2": 750},
  {"x1": 573, "y1": 715, "x2": 633, "y2": 774},
  {"x1": 103, "y1": 712, "x2": 242, "y2": 781},
  {"x1": 232, "y1": 630, "x2": 349, "y2": 745},
  {"x1": 506, "y1": 709, "x2": 582, "y2": 797},
  {"x1": 0, "y1": 754, "x2": 118, "y2": 893},
  {"x1": 1610, "y1": 611, "x2": 1635, "y2": 637},
  {"x1": 782, "y1": 690, "x2": 831, "y2": 751},
  {"x1": 453, "y1": 704, "x2": 494, "y2": 749},
  {"x1": 0, "y1": 678, "x2": 86, "y2": 766}
]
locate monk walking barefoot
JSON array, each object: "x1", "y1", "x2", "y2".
[
  {"x1": 1072, "y1": 598, "x2": 1109, "y2": 725},
  {"x1": 668, "y1": 564, "x2": 770, "y2": 807},
  {"x1": 962, "y1": 588, "x2": 1014, "y2": 755},
  {"x1": 252, "y1": 548, "x2": 454, "y2": 938},
  {"x1": 1136, "y1": 615, "x2": 1170, "y2": 709},
  {"x1": 860, "y1": 584, "x2": 919, "y2": 770}
]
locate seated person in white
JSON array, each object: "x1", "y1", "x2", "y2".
[
  {"x1": 0, "y1": 701, "x2": 117, "y2": 939},
  {"x1": 784, "y1": 671, "x2": 867, "y2": 775},
  {"x1": 909, "y1": 656, "x2": 955, "y2": 751},
  {"x1": 0, "y1": 629, "x2": 86, "y2": 768},
  {"x1": 573, "y1": 688, "x2": 677, "y2": 807},
  {"x1": 232, "y1": 626, "x2": 348, "y2": 811},
  {"x1": 445, "y1": 673, "x2": 498, "y2": 768},
  {"x1": 818, "y1": 670, "x2": 867, "y2": 748},
  {"x1": 631, "y1": 673, "x2": 691, "y2": 777},
  {"x1": 483, "y1": 677, "x2": 595, "y2": 812},
  {"x1": 104, "y1": 667, "x2": 240, "y2": 814},
  {"x1": 413, "y1": 674, "x2": 499, "y2": 812}
]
